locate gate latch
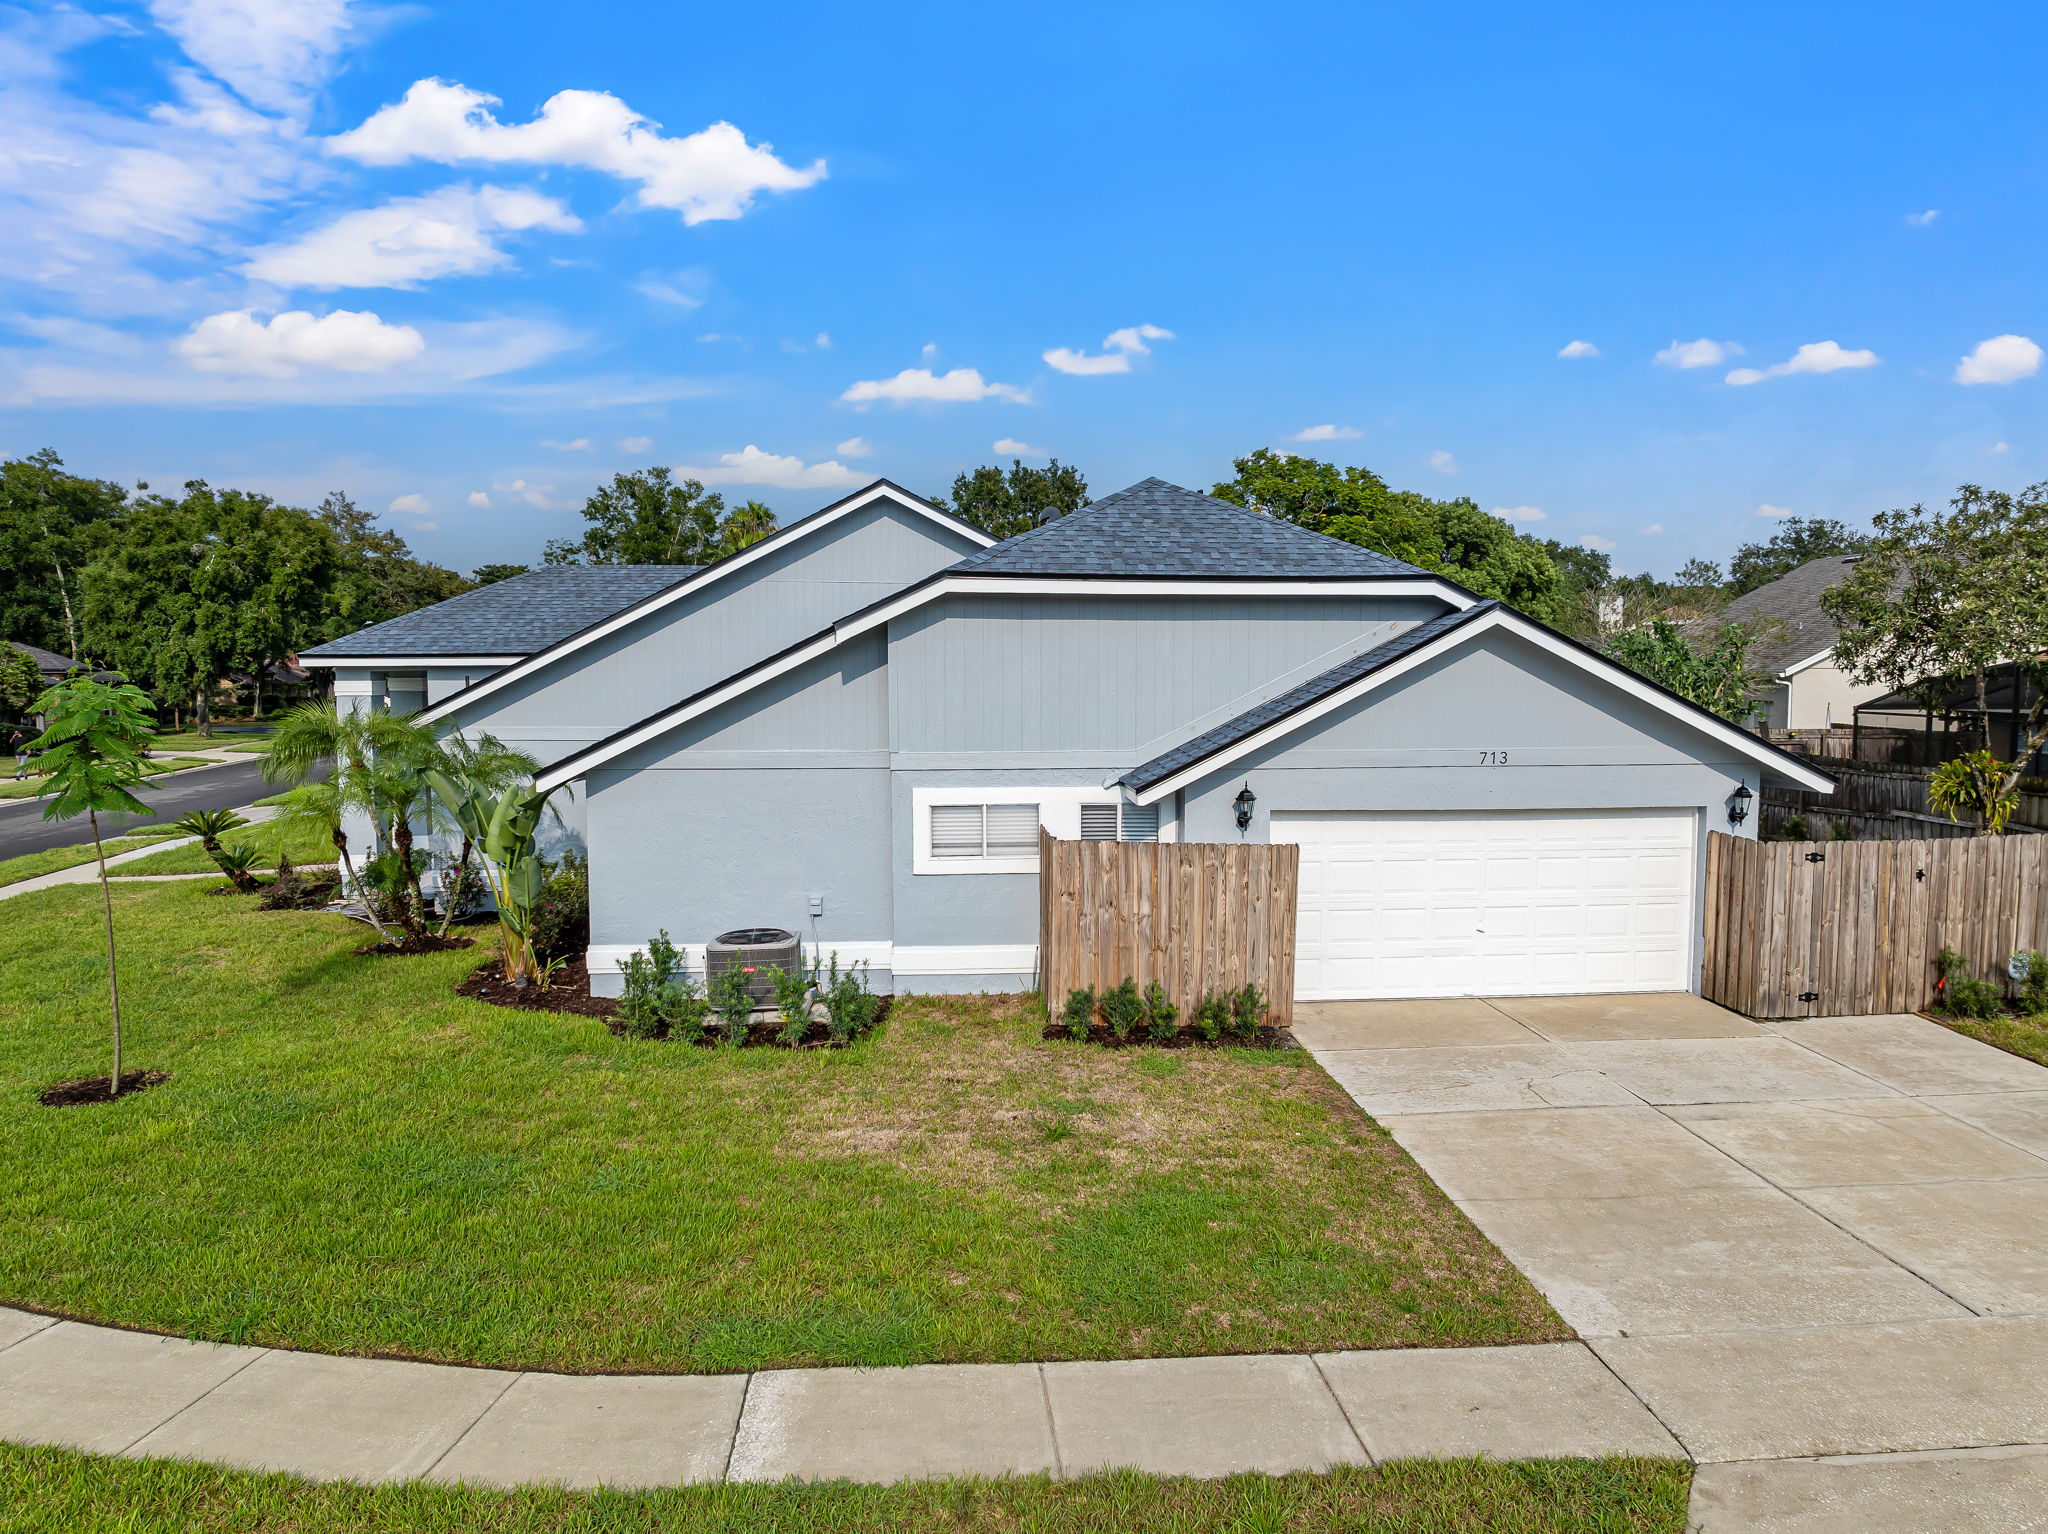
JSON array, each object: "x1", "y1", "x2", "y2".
[
  {"x1": 1804, "y1": 851, "x2": 1826, "y2": 863},
  {"x1": 1799, "y1": 992, "x2": 1821, "y2": 1003}
]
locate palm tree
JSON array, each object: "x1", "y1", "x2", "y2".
[
  {"x1": 269, "y1": 778, "x2": 393, "y2": 942},
  {"x1": 426, "y1": 733, "x2": 540, "y2": 936}
]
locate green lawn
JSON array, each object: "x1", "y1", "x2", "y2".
[
  {"x1": 0, "y1": 1445, "x2": 1689, "y2": 1534},
  {"x1": 108, "y1": 816, "x2": 336, "y2": 876},
  {"x1": 147, "y1": 730, "x2": 272, "y2": 753},
  {"x1": 1936, "y1": 1010, "x2": 2048, "y2": 1068},
  {"x1": 0, "y1": 834, "x2": 185, "y2": 889},
  {"x1": 0, "y1": 880, "x2": 1563, "y2": 1374},
  {"x1": 0, "y1": 756, "x2": 214, "y2": 800}
]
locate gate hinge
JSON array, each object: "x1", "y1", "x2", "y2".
[{"x1": 1799, "y1": 992, "x2": 1820, "y2": 1003}]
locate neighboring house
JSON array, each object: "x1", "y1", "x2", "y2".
[
  {"x1": 301, "y1": 479, "x2": 1833, "y2": 1002},
  {"x1": 2, "y1": 643, "x2": 122, "y2": 728},
  {"x1": 1719, "y1": 555, "x2": 1886, "y2": 731}
]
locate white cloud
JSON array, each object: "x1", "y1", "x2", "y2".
[
  {"x1": 466, "y1": 490, "x2": 491, "y2": 508},
  {"x1": 175, "y1": 307, "x2": 424, "y2": 376},
  {"x1": 635, "y1": 268, "x2": 708, "y2": 308},
  {"x1": 542, "y1": 437, "x2": 591, "y2": 450},
  {"x1": 1639, "y1": 523, "x2": 1664, "y2": 535},
  {"x1": 1043, "y1": 323, "x2": 1174, "y2": 376},
  {"x1": 1289, "y1": 424, "x2": 1362, "y2": 441},
  {"x1": 1906, "y1": 209, "x2": 1940, "y2": 226},
  {"x1": 387, "y1": 492, "x2": 429, "y2": 515},
  {"x1": 243, "y1": 185, "x2": 581, "y2": 290},
  {"x1": 1954, "y1": 334, "x2": 2042, "y2": 386},
  {"x1": 1756, "y1": 503, "x2": 1793, "y2": 518},
  {"x1": 834, "y1": 436, "x2": 874, "y2": 457},
  {"x1": 146, "y1": 0, "x2": 356, "y2": 116},
  {"x1": 1578, "y1": 534, "x2": 1618, "y2": 552},
  {"x1": 1492, "y1": 505, "x2": 1546, "y2": 523},
  {"x1": 814, "y1": 332, "x2": 831, "y2": 349},
  {"x1": 619, "y1": 435, "x2": 652, "y2": 453},
  {"x1": 1994, "y1": 441, "x2": 2010, "y2": 453},
  {"x1": 994, "y1": 438, "x2": 1047, "y2": 457},
  {"x1": 1427, "y1": 450, "x2": 1457, "y2": 474},
  {"x1": 920, "y1": 342, "x2": 940, "y2": 366},
  {"x1": 670, "y1": 444, "x2": 863, "y2": 489},
  {"x1": 328, "y1": 79, "x2": 826, "y2": 224},
  {"x1": 492, "y1": 478, "x2": 567, "y2": 510},
  {"x1": 838, "y1": 367, "x2": 1029, "y2": 408},
  {"x1": 1725, "y1": 340, "x2": 1880, "y2": 386},
  {"x1": 1655, "y1": 338, "x2": 1743, "y2": 369},
  {"x1": 1557, "y1": 340, "x2": 1600, "y2": 359}
]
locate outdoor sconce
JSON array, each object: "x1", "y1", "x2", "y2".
[
  {"x1": 1233, "y1": 782, "x2": 1257, "y2": 831},
  {"x1": 1727, "y1": 784, "x2": 1753, "y2": 827}
]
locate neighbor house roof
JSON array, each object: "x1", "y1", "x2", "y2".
[
  {"x1": 5, "y1": 642, "x2": 121, "y2": 683},
  {"x1": 298, "y1": 565, "x2": 700, "y2": 662},
  {"x1": 950, "y1": 477, "x2": 1433, "y2": 579},
  {"x1": 1718, "y1": 555, "x2": 1862, "y2": 675},
  {"x1": 1114, "y1": 602, "x2": 1838, "y2": 801}
]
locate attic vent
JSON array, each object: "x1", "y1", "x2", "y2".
[{"x1": 1081, "y1": 802, "x2": 1159, "y2": 842}]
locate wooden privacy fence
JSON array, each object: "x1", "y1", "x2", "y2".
[
  {"x1": 1038, "y1": 831, "x2": 1299, "y2": 1026},
  {"x1": 1702, "y1": 830, "x2": 2048, "y2": 1018}
]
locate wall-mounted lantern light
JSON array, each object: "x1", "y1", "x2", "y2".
[
  {"x1": 1727, "y1": 783, "x2": 1753, "y2": 827},
  {"x1": 1233, "y1": 782, "x2": 1257, "y2": 831}
]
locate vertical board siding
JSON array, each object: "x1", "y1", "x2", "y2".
[
  {"x1": 1701, "y1": 830, "x2": 2048, "y2": 1017},
  {"x1": 1038, "y1": 832, "x2": 1299, "y2": 1027}
]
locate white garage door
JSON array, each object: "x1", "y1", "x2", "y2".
[{"x1": 1272, "y1": 809, "x2": 1698, "y2": 1000}]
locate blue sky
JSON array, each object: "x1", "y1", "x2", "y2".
[{"x1": 2, "y1": 0, "x2": 2042, "y2": 575}]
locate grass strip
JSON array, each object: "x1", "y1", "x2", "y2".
[
  {"x1": 0, "y1": 880, "x2": 1563, "y2": 1374},
  {"x1": 108, "y1": 816, "x2": 335, "y2": 876},
  {"x1": 0, "y1": 1444, "x2": 1690, "y2": 1534},
  {"x1": 1933, "y1": 1010, "x2": 2048, "y2": 1068},
  {"x1": 0, "y1": 834, "x2": 184, "y2": 889}
]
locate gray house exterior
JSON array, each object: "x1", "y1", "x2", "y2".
[{"x1": 302, "y1": 478, "x2": 1833, "y2": 1000}]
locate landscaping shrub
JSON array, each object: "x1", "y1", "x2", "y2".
[
  {"x1": 1060, "y1": 987, "x2": 1097, "y2": 1040},
  {"x1": 711, "y1": 964, "x2": 755, "y2": 1046},
  {"x1": 1778, "y1": 815, "x2": 1809, "y2": 842},
  {"x1": 1936, "y1": 946, "x2": 2005, "y2": 1020},
  {"x1": 818, "y1": 952, "x2": 883, "y2": 1044},
  {"x1": 527, "y1": 852, "x2": 589, "y2": 962},
  {"x1": 1099, "y1": 977, "x2": 1143, "y2": 1039},
  {"x1": 258, "y1": 854, "x2": 339, "y2": 911},
  {"x1": 2016, "y1": 950, "x2": 2048, "y2": 1015},
  {"x1": 1229, "y1": 983, "x2": 1269, "y2": 1038},
  {"x1": 769, "y1": 962, "x2": 814, "y2": 1045},
  {"x1": 1141, "y1": 979, "x2": 1178, "y2": 1042},
  {"x1": 619, "y1": 931, "x2": 704, "y2": 1041},
  {"x1": 1190, "y1": 989, "x2": 1232, "y2": 1042}
]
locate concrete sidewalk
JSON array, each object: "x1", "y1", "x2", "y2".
[
  {"x1": 1298, "y1": 993, "x2": 2048, "y2": 1531},
  {"x1": 0, "y1": 1312, "x2": 1678, "y2": 1489}
]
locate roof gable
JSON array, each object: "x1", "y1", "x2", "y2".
[
  {"x1": 950, "y1": 477, "x2": 1431, "y2": 579},
  {"x1": 1118, "y1": 603, "x2": 1837, "y2": 800},
  {"x1": 1718, "y1": 555, "x2": 1861, "y2": 674}
]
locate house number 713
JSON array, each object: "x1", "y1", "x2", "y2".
[{"x1": 1478, "y1": 750, "x2": 1509, "y2": 765}]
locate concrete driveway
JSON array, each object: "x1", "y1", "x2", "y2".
[{"x1": 1295, "y1": 994, "x2": 2048, "y2": 1532}]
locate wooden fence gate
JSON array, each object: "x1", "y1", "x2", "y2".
[
  {"x1": 1037, "y1": 831, "x2": 1299, "y2": 1026},
  {"x1": 1701, "y1": 830, "x2": 2048, "y2": 1018}
]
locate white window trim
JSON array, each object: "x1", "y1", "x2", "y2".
[{"x1": 912, "y1": 786, "x2": 1172, "y2": 875}]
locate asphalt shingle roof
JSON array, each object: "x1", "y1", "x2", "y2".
[
  {"x1": 300, "y1": 565, "x2": 699, "y2": 660},
  {"x1": 1118, "y1": 603, "x2": 1495, "y2": 792},
  {"x1": 1717, "y1": 555, "x2": 1861, "y2": 674},
  {"x1": 949, "y1": 478, "x2": 1432, "y2": 579}
]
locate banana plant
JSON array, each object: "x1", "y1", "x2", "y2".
[{"x1": 427, "y1": 771, "x2": 565, "y2": 986}]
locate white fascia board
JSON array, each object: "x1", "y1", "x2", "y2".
[
  {"x1": 1125, "y1": 607, "x2": 1839, "y2": 804},
  {"x1": 301, "y1": 655, "x2": 523, "y2": 670},
  {"x1": 421, "y1": 483, "x2": 987, "y2": 727},
  {"x1": 1778, "y1": 647, "x2": 1836, "y2": 678},
  {"x1": 536, "y1": 574, "x2": 1471, "y2": 790}
]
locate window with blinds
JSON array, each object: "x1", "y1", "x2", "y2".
[
  {"x1": 930, "y1": 803, "x2": 1041, "y2": 860},
  {"x1": 1080, "y1": 801, "x2": 1160, "y2": 842}
]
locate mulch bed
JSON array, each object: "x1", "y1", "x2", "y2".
[
  {"x1": 356, "y1": 933, "x2": 475, "y2": 957},
  {"x1": 456, "y1": 957, "x2": 618, "y2": 1018},
  {"x1": 39, "y1": 1070, "x2": 171, "y2": 1108},
  {"x1": 1041, "y1": 1022, "x2": 1297, "y2": 1050},
  {"x1": 455, "y1": 959, "x2": 892, "y2": 1046}
]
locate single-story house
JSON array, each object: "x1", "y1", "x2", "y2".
[
  {"x1": 1719, "y1": 556, "x2": 1888, "y2": 731},
  {"x1": 300, "y1": 478, "x2": 1833, "y2": 1000}
]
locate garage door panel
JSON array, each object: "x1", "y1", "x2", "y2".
[{"x1": 1273, "y1": 808, "x2": 1698, "y2": 1000}]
